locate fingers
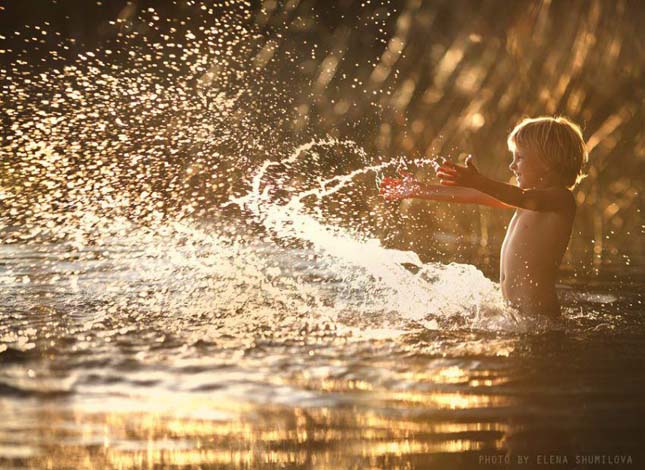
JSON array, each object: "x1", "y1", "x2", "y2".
[
  {"x1": 435, "y1": 173, "x2": 455, "y2": 182},
  {"x1": 435, "y1": 159, "x2": 476, "y2": 170},
  {"x1": 436, "y1": 168, "x2": 458, "y2": 178},
  {"x1": 379, "y1": 177, "x2": 402, "y2": 189},
  {"x1": 378, "y1": 170, "x2": 418, "y2": 200},
  {"x1": 437, "y1": 173, "x2": 458, "y2": 184},
  {"x1": 438, "y1": 163, "x2": 460, "y2": 174},
  {"x1": 437, "y1": 168, "x2": 460, "y2": 185},
  {"x1": 379, "y1": 177, "x2": 403, "y2": 199},
  {"x1": 379, "y1": 175, "x2": 410, "y2": 202}
]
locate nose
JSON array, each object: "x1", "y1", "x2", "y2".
[{"x1": 509, "y1": 161, "x2": 517, "y2": 172}]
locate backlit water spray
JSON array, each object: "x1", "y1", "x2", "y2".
[
  {"x1": 1, "y1": 4, "x2": 643, "y2": 467},
  {"x1": 1, "y1": 2, "x2": 521, "y2": 346}
]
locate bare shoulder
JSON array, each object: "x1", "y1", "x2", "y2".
[
  {"x1": 526, "y1": 186, "x2": 576, "y2": 214},
  {"x1": 549, "y1": 187, "x2": 576, "y2": 213}
]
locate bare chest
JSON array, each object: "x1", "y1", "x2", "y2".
[{"x1": 500, "y1": 210, "x2": 573, "y2": 281}]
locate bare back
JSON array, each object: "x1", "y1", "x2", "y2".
[{"x1": 500, "y1": 194, "x2": 575, "y2": 316}]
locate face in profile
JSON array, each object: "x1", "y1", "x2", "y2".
[{"x1": 508, "y1": 145, "x2": 553, "y2": 189}]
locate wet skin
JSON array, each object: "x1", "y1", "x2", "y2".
[{"x1": 380, "y1": 150, "x2": 575, "y2": 317}]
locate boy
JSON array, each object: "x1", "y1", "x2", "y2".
[{"x1": 379, "y1": 116, "x2": 588, "y2": 317}]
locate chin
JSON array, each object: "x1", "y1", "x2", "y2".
[{"x1": 516, "y1": 176, "x2": 531, "y2": 189}]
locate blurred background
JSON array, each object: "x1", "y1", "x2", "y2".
[{"x1": 1, "y1": 0, "x2": 643, "y2": 285}]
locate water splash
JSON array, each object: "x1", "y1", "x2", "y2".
[
  {"x1": 223, "y1": 138, "x2": 520, "y2": 330},
  {"x1": 0, "y1": 2, "x2": 525, "y2": 336}
]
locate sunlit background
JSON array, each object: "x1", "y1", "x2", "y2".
[{"x1": 1, "y1": 0, "x2": 644, "y2": 468}]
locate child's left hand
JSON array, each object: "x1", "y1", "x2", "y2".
[
  {"x1": 436, "y1": 155, "x2": 483, "y2": 188},
  {"x1": 378, "y1": 171, "x2": 423, "y2": 200}
]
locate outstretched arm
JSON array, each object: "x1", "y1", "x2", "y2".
[
  {"x1": 379, "y1": 173, "x2": 512, "y2": 209},
  {"x1": 437, "y1": 157, "x2": 574, "y2": 212}
]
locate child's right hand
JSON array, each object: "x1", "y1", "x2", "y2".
[
  {"x1": 436, "y1": 155, "x2": 483, "y2": 189},
  {"x1": 379, "y1": 171, "x2": 423, "y2": 201}
]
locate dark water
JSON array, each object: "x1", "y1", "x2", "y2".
[{"x1": 1, "y1": 241, "x2": 643, "y2": 470}]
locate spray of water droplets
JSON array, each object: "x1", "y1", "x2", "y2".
[{"x1": 1, "y1": 2, "x2": 529, "y2": 335}]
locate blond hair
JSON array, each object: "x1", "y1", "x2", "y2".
[{"x1": 507, "y1": 116, "x2": 588, "y2": 188}]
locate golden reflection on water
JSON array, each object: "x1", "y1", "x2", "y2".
[
  {"x1": 387, "y1": 390, "x2": 510, "y2": 410},
  {"x1": 6, "y1": 387, "x2": 509, "y2": 469}
]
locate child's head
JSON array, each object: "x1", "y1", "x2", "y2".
[{"x1": 507, "y1": 116, "x2": 587, "y2": 188}]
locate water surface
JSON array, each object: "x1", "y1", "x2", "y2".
[{"x1": 1, "y1": 237, "x2": 643, "y2": 469}]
